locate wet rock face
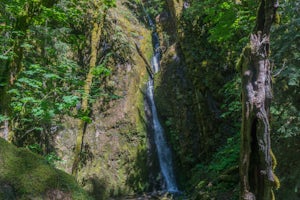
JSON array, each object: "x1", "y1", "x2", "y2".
[
  {"x1": 53, "y1": 2, "x2": 154, "y2": 198},
  {"x1": 154, "y1": 0, "x2": 223, "y2": 184},
  {"x1": 54, "y1": 49, "x2": 150, "y2": 196}
]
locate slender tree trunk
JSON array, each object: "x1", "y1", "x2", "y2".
[
  {"x1": 71, "y1": 12, "x2": 106, "y2": 176},
  {"x1": 239, "y1": 0, "x2": 279, "y2": 200}
]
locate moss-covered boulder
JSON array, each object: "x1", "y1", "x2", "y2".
[{"x1": 0, "y1": 138, "x2": 92, "y2": 200}]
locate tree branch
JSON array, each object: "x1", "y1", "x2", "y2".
[{"x1": 134, "y1": 42, "x2": 154, "y2": 79}]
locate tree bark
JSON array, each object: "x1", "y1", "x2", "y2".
[
  {"x1": 134, "y1": 42, "x2": 154, "y2": 79},
  {"x1": 239, "y1": 0, "x2": 279, "y2": 200}
]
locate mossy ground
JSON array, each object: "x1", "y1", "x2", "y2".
[{"x1": 0, "y1": 138, "x2": 92, "y2": 200}]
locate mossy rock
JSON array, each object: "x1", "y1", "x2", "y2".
[{"x1": 0, "y1": 138, "x2": 92, "y2": 200}]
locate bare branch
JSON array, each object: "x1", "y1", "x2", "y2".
[{"x1": 273, "y1": 61, "x2": 287, "y2": 77}]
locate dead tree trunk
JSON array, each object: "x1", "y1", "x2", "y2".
[{"x1": 239, "y1": 0, "x2": 280, "y2": 200}]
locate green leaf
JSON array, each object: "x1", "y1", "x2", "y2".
[
  {"x1": 17, "y1": 78, "x2": 42, "y2": 89},
  {"x1": 0, "y1": 55, "x2": 9, "y2": 60},
  {"x1": 92, "y1": 64, "x2": 111, "y2": 76},
  {"x1": 8, "y1": 89, "x2": 20, "y2": 96},
  {"x1": 21, "y1": 43, "x2": 33, "y2": 49},
  {"x1": 81, "y1": 116, "x2": 92, "y2": 124},
  {"x1": 32, "y1": 107, "x2": 45, "y2": 117},
  {"x1": 26, "y1": 143, "x2": 43, "y2": 154},
  {"x1": 20, "y1": 97, "x2": 37, "y2": 103},
  {"x1": 288, "y1": 78, "x2": 299, "y2": 86},
  {"x1": 0, "y1": 115, "x2": 10, "y2": 123},
  {"x1": 44, "y1": 73, "x2": 61, "y2": 80},
  {"x1": 63, "y1": 95, "x2": 79, "y2": 105}
]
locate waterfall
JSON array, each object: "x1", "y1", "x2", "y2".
[{"x1": 145, "y1": 17, "x2": 179, "y2": 193}]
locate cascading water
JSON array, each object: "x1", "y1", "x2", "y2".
[{"x1": 145, "y1": 17, "x2": 179, "y2": 193}]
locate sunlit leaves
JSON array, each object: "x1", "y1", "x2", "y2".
[
  {"x1": 62, "y1": 95, "x2": 80, "y2": 109},
  {"x1": 0, "y1": 55, "x2": 9, "y2": 60},
  {"x1": 0, "y1": 0, "x2": 125, "y2": 149},
  {"x1": 0, "y1": 114, "x2": 9, "y2": 123},
  {"x1": 35, "y1": 6, "x2": 67, "y2": 25},
  {"x1": 103, "y1": 0, "x2": 116, "y2": 9},
  {"x1": 92, "y1": 63, "x2": 111, "y2": 76},
  {"x1": 8, "y1": 57, "x2": 82, "y2": 137},
  {"x1": 80, "y1": 116, "x2": 92, "y2": 124},
  {"x1": 17, "y1": 77, "x2": 43, "y2": 89}
]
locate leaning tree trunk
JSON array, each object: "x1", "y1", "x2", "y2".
[
  {"x1": 239, "y1": 0, "x2": 280, "y2": 200},
  {"x1": 71, "y1": 12, "x2": 106, "y2": 176}
]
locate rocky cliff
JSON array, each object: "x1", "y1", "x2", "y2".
[{"x1": 52, "y1": 2, "x2": 155, "y2": 198}]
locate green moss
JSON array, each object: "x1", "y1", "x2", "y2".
[
  {"x1": 236, "y1": 45, "x2": 251, "y2": 72},
  {"x1": 54, "y1": 1, "x2": 152, "y2": 198},
  {"x1": 0, "y1": 138, "x2": 92, "y2": 199}
]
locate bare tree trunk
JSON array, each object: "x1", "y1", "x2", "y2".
[{"x1": 239, "y1": 0, "x2": 280, "y2": 200}]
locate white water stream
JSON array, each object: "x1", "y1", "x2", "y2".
[{"x1": 145, "y1": 19, "x2": 179, "y2": 193}]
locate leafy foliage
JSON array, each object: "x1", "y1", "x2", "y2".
[
  {"x1": 144, "y1": 0, "x2": 166, "y2": 19},
  {"x1": 271, "y1": 0, "x2": 300, "y2": 138},
  {"x1": 170, "y1": 0, "x2": 300, "y2": 198},
  {"x1": 170, "y1": 0, "x2": 256, "y2": 172},
  {"x1": 188, "y1": 134, "x2": 240, "y2": 200},
  {"x1": 9, "y1": 61, "x2": 80, "y2": 141},
  {"x1": 27, "y1": 143, "x2": 61, "y2": 166},
  {"x1": 0, "y1": 0, "x2": 124, "y2": 149}
]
